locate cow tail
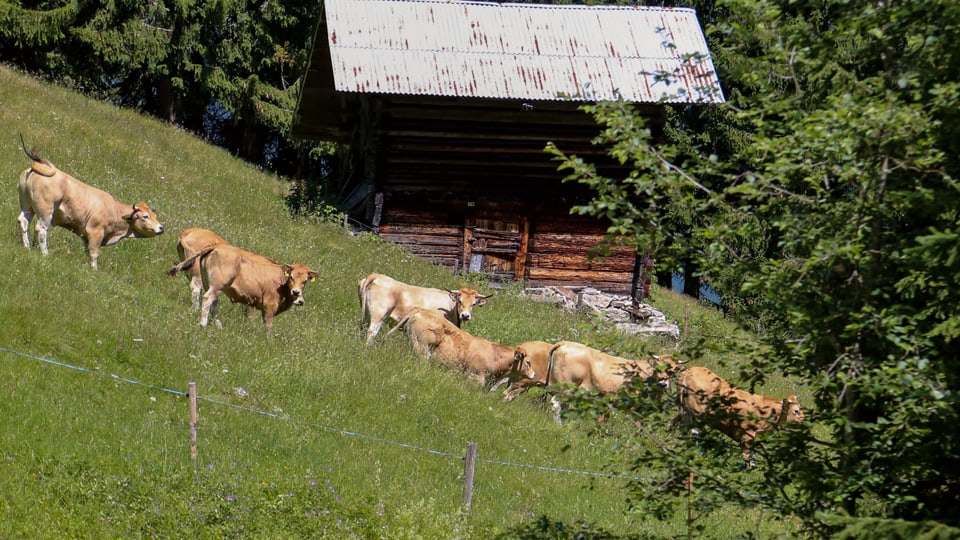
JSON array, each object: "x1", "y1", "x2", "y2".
[
  {"x1": 358, "y1": 275, "x2": 374, "y2": 326},
  {"x1": 166, "y1": 247, "x2": 215, "y2": 276},
  {"x1": 19, "y1": 134, "x2": 51, "y2": 166},
  {"x1": 545, "y1": 343, "x2": 563, "y2": 387},
  {"x1": 384, "y1": 310, "x2": 415, "y2": 339}
]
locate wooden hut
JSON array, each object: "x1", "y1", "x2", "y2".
[{"x1": 291, "y1": 0, "x2": 723, "y2": 294}]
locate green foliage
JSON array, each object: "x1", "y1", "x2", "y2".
[
  {"x1": 0, "y1": 0, "x2": 76, "y2": 47},
  {"x1": 820, "y1": 512, "x2": 960, "y2": 540},
  {"x1": 0, "y1": 0, "x2": 325, "y2": 166},
  {"x1": 547, "y1": 0, "x2": 960, "y2": 536}
]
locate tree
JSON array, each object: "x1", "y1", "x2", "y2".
[
  {"x1": 547, "y1": 0, "x2": 960, "y2": 536},
  {"x1": 0, "y1": 0, "x2": 328, "y2": 175}
]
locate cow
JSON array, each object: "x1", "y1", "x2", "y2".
[
  {"x1": 167, "y1": 245, "x2": 318, "y2": 329},
  {"x1": 385, "y1": 308, "x2": 516, "y2": 385},
  {"x1": 537, "y1": 341, "x2": 678, "y2": 420},
  {"x1": 545, "y1": 341, "x2": 676, "y2": 394},
  {"x1": 498, "y1": 340, "x2": 555, "y2": 399},
  {"x1": 17, "y1": 143, "x2": 164, "y2": 269},
  {"x1": 677, "y1": 366, "x2": 804, "y2": 467},
  {"x1": 174, "y1": 228, "x2": 230, "y2": 309},
  {"x1": 358, "y1": 273, "x2": 490, "y2": 343}
]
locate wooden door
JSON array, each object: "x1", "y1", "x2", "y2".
[{"x1": 463, "y1": 214, "x2": 529, "y2": 282}]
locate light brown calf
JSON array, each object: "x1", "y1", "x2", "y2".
[
  {"x1": 386, "y1": 308, "x2": 516, "y2": 385},
  {"x1": 175, "y1": 228, "x2": 230, "y2": 309},
  {"x1": 500, "y1": 340, "x2": 554, "y2": 400},
  {"x1": 167, "y1": 245, "x2": 318, "y2": 329},
  {"x1": 678, "y1": 366, "x2": 804, "y2": 467},
  {"x1": 358, "y1": 273, "x2": 490, "y2": 343},
  {"x1": 18, "y1": 146, "x2": 164, "y2": 269}
]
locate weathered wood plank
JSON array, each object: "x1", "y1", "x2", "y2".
[
  {"x1": 526, "y1": 267, "x2": 634, "y2": 284},
  {"x1": 379, "y1": 224, "x2": 462, "y2": 236},
  {"x1": 527, "y1": 254, "x2": 636, "y2": 272}
]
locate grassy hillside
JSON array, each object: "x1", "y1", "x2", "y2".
[{"x1": 0, "y1": 65, "x2": 802, "y2": 538}]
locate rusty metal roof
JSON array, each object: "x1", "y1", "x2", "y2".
[{"x1": 322, "y1": 0, "x2": 724, "y2": 104}]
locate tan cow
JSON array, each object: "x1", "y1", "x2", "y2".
[
  {"x1": 17, "y1": 145, "x2": 164, "y2": 269},
  {"x1": 538, "y1": 341, "x2": 677, "y2": 420},
  {"x1": 358, "y1": 273, "x2": 490, "y2": 343},
  {"x1": 174, "y1": 228, "x2": 230, "y2": 309},
  {"x1": 678, "y1": 366, "x2": 804, "y2": 467},
  {"x1": 167, "y1": 245, "x2": 318, "y2": 329},
  {"x1": 545, "y1": 341, "x2": 676, "y2": 394},
  {"x1": 385, "y1": 308, "x2": 516, "y2": 385}
]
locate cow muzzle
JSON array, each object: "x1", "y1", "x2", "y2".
[
  {"x1": 459, "y1": 312, "x2": 471, "y2": 321},
  {"x1": 293, "y1": 297, "x2": 305, "y2": 306}
]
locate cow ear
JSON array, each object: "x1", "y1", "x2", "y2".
[
  {"x1": 309, "y1": 271, "x2": 319, "y2": 282},
  {"x1": 448, "y1": 290, "x2": 461, "y2": 301}
]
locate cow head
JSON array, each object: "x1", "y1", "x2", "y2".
[
  {"x1": 282, "y1": 264, "x2": 319, "y2": 306},
  {"x1": 448, "y1": 288, "x2": 490, "y2": 322},
  {"x1": 650, "y1": 354, "x2": 685, "y2": 389},
  {"x1": 511, "y1": 346, "x2": 538, "y2": 379},
  {"x1": 777, "y1": 395, "x2": 805, "y2": 425},
  {"x1": 124, "y1": 203, "x2": 165, "y2": 237}
]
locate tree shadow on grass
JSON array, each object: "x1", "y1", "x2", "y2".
[{"x1": 494, "y1": 515, "x2": 659, "y2": 540}]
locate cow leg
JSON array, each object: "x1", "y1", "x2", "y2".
[
  {"x1": 550, "y1": 395, "x2": 563, "y2": 424},
  {"x1": 365, "y1": 322, "x2": 381, "y2": 343},
  {"x1": 489, "y1": 376, "x2": 511, "y2": 392},
  {"x1": 200, "y1": 289, "x2": 222, "y2": 327},
  {"x1": 365, "y1": 305, "x2": 395, "y2": 343},
  {"x1": 366, "y1": 315, "x2": 390, "y2": 344},
  {"x1": 189, "y1": 270, "x2": 203, "y2": 310},
  {"x1": 502, "y1": 378, "x2": 538, "y2": 401},
  {"x1": 34, "y1": 213, "x2": 53, "y2": 256},
  {"x1": 86, "y1": 229, "x2": 105, "y2": 269},
  {"x1": 263, "y1": 310, "x2": 275, "y2": 330},
  {"x1": 17, "y1": 209, "x2": 32, "y2": 248},
  {"x1": 741, "y1": 440, "x2": 756, "y2": 468}
]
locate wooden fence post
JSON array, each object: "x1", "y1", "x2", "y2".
[
  {"x1": 189, "y1": 382, "x2": 198, "y2": 472},
  {"x1": 463, "y1": 441, "x2": 478, "y2": 509}
]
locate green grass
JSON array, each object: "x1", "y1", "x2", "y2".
[{"x1": 0, "y1": 64, "x2": 802, "y2": 538}]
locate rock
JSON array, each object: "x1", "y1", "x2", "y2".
[{"x1": 523, "y1": 286, "x2": 680, "y2": 339}]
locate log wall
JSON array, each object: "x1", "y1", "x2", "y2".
[{"x1": 377, "y1": 201, "x2": 637, "y2": 293}]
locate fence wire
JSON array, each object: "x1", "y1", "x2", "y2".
[{"x1": 0, "y1": 345, "x2": 647, "y2": 482}]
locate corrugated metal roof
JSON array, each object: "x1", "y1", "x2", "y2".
[{"x1": 323, "y1": 0, "x2": 724, "y2": 103}]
